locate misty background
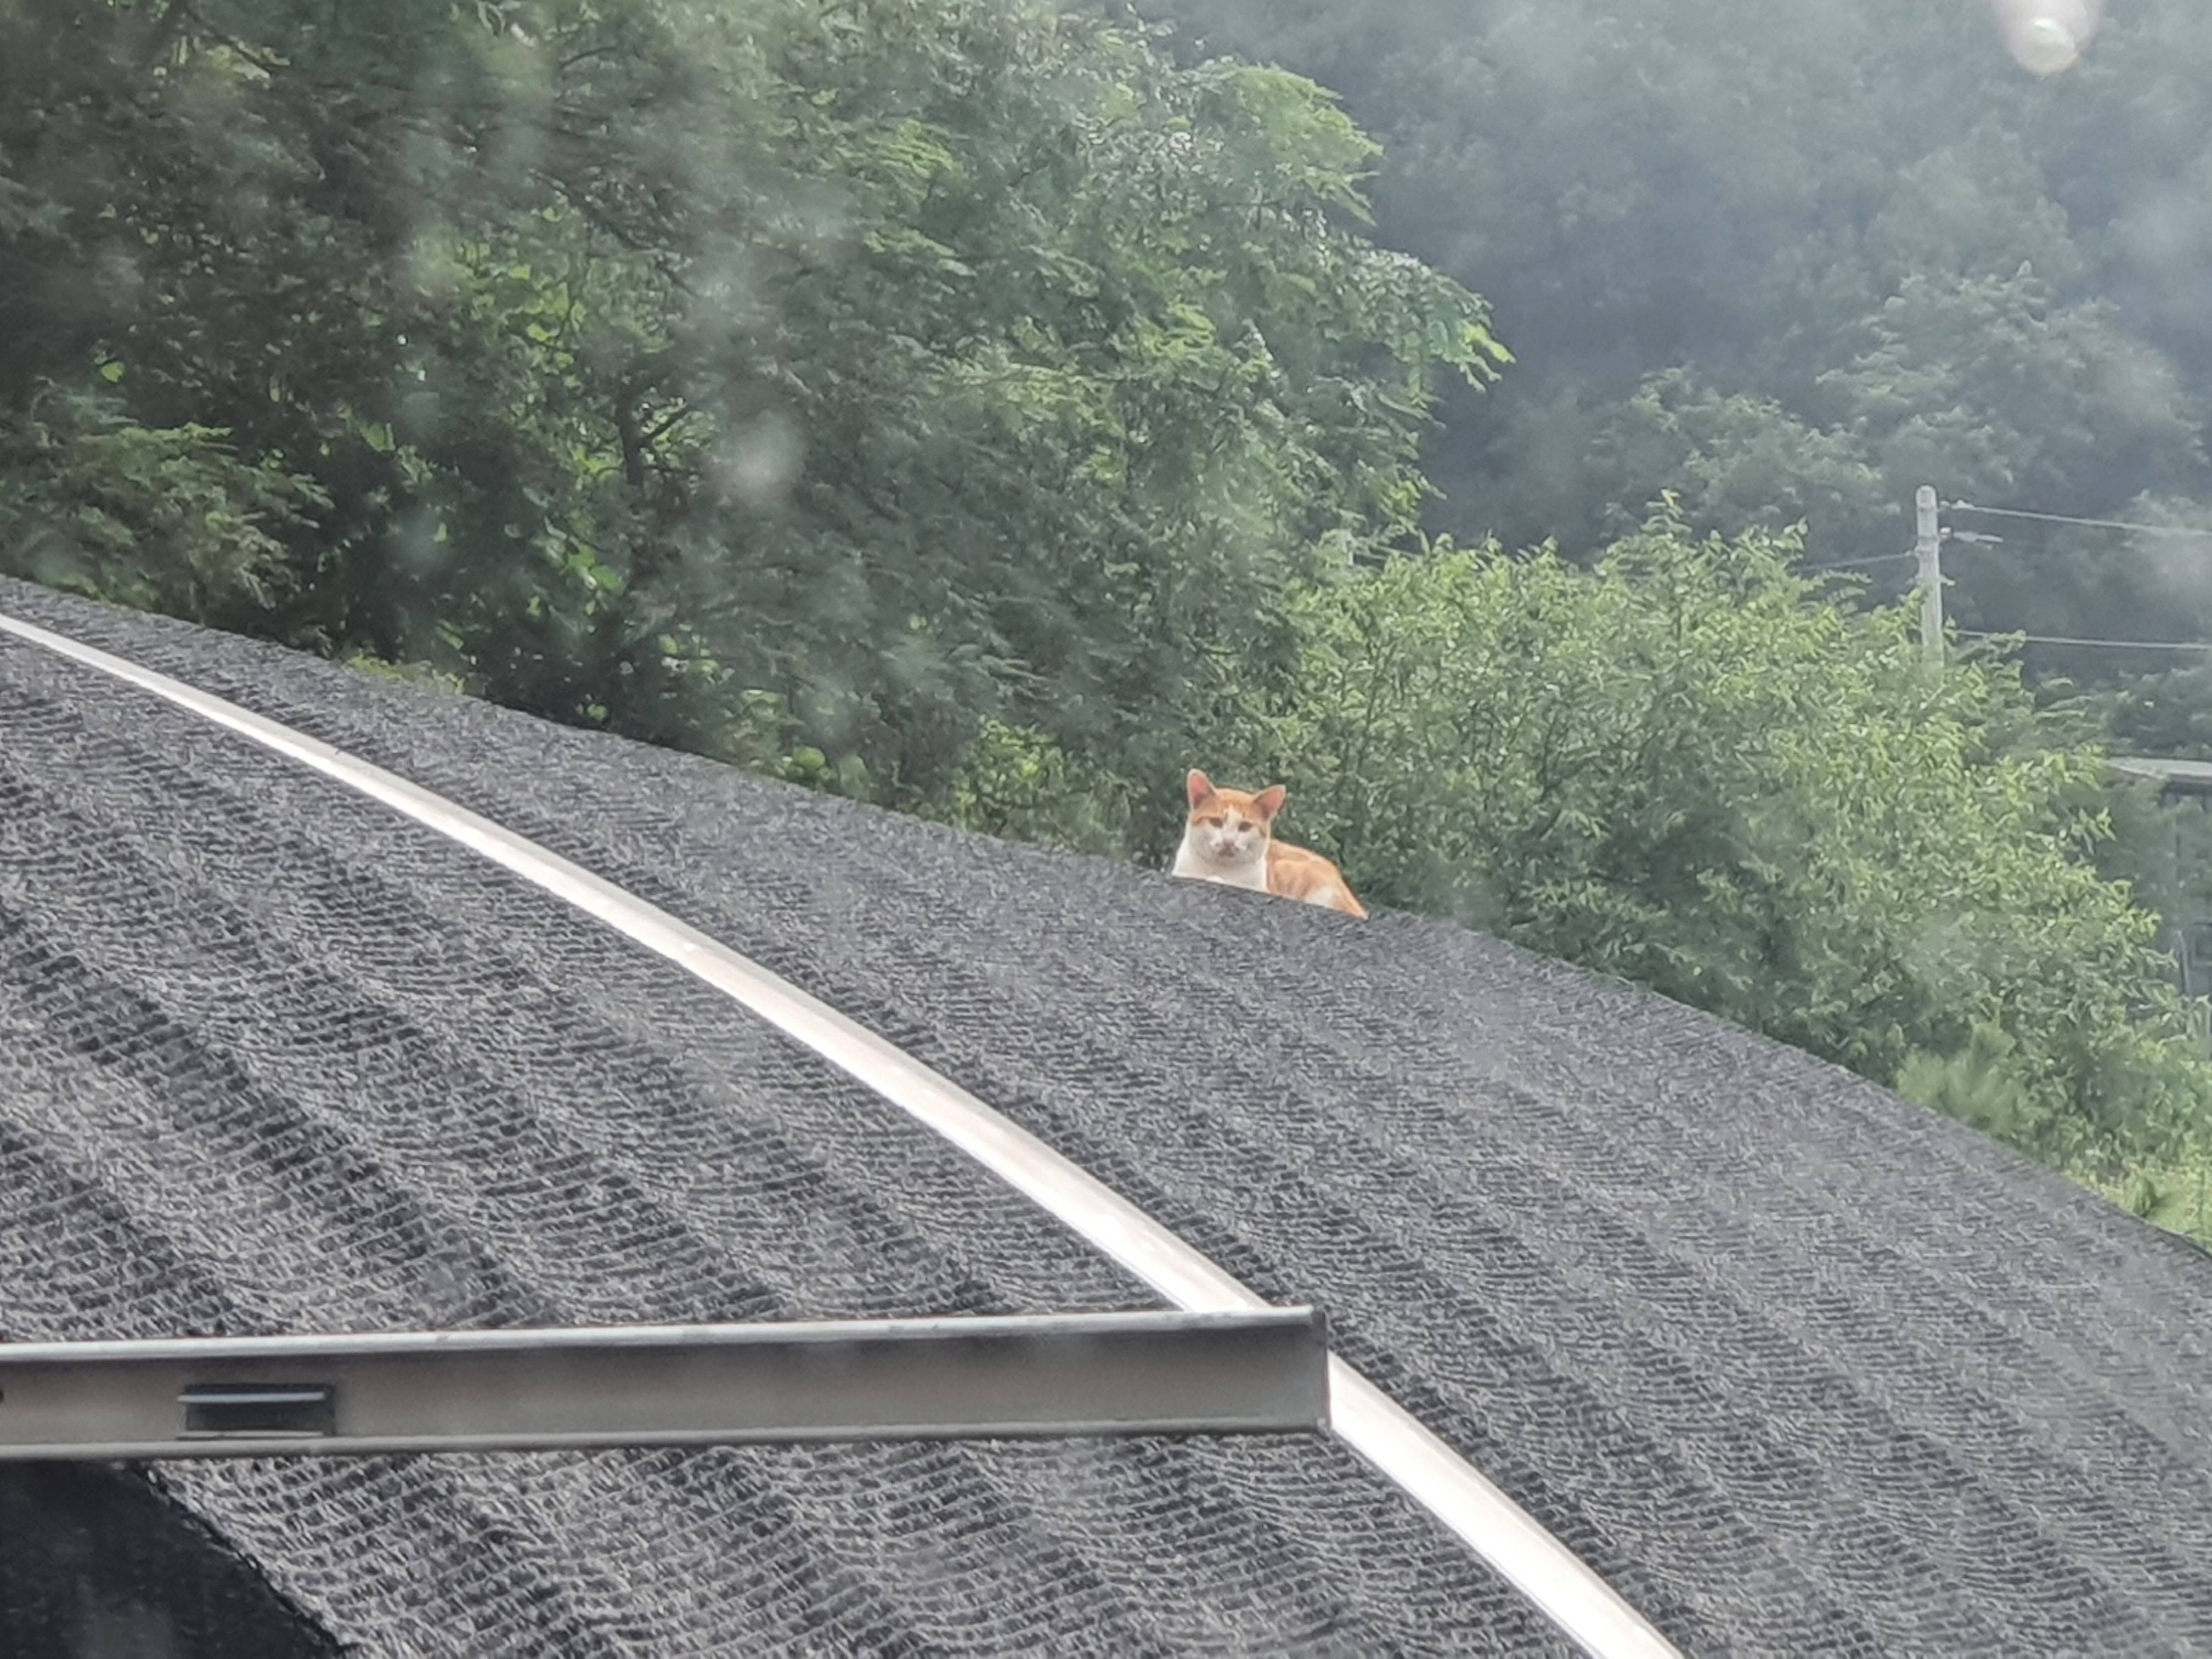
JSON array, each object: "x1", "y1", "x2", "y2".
[{"x1": 1132, "y1": 0, "x2": 2212, "y2": 664}]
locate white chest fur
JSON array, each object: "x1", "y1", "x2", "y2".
[{"x1": 1172, "y1": 831, "x2": 1269, "y2": 891}]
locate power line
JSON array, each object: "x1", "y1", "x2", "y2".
[
  {"x1": 1803, "y1": 550, "x2": 1916, "y2": 571},
  {"x1": 1956, "y1": 629, "x2": 2212, "y2": 652},
  {"x1": 1948, "y1": 501, "x2": 2212, "y2": 543}
]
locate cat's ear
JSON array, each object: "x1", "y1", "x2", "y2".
[
  {"x1": 1254, "y1": 784, "x2": 1287, "y2": 819},
  {"x1": 1186, "y1": 769, "x2": 1215, "y2": 809}
]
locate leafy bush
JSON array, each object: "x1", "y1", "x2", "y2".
[
  {"x1": 1245, "y1": 506, "x2": 2212, "y2": 1167},
  {"x1": 0, "y1": 390, "x2": 325, "y2": 625},
  {"x1": 940, "y1": 720, "x2": 1131, "y2": 854}
]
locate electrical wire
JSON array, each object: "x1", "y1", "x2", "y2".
[
  {"x1": 1916, "y1": 502, "x2": 2212, "y2": 651},
  {"x1": 1947, "y1": 501, "x2": 2212, "y2": 541},
  {"x1": 1802, "y1": 550, "x2": 1917, "y2": 571},
  {"x1": 1956, "y1": 629, "x2": 2212, "y2": 652}
]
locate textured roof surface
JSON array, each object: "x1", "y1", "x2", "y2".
[{"x1": 4, "y1": 575, "x2": 2211, "y2": 1656}]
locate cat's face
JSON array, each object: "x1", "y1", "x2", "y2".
[{"x1": 1184, "y1": 770, "x2": 1286, "y2": 865}]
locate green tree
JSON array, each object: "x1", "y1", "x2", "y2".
[
  {"x1": 1506, "y1": 368, "x2": 1892, "y2": 558},
  {"x1": 0, "y1": 388, "x2": 325, "y2": 623},
  {"x1": 1, "y1": 0, "x2": 1504, "y2": 807},
  {"x1": 1130, "y1": 0, "x2": 2212, "y2": 631}
]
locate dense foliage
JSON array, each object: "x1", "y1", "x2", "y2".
[
  {"x1": 2, "y1": 0, "x2": 1502, "y2": 797},
  {"x1": 1128, "y1": 0, "x2": 2212, "y2": 664},
  {"x1": 6, "y1": 0, "x2": 2210, "y2": 1232},
  {"x1": 1267, "y1": 516, "x2": 2211, "y2": 1176}
]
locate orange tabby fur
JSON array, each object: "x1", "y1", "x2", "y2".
[{"x1": 1171, "y1": 769, "x2": 1368, "y2": 918}]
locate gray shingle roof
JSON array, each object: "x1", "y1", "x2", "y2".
[{"x1": 4, "y1": 575, "x2": 2211, "y2": 1655}]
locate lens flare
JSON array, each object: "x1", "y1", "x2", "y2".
[{"x1": 1988, "y1": 0, "x2": 2103, "y2": 76}]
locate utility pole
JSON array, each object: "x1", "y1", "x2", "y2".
[{"x1": 1915, "y1": 485, "x2": 1943, "y2": 665}]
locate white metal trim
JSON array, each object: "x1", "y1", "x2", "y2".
[{"x1": 0, "y1": 608, "x2": 1681, "y2": 1659}]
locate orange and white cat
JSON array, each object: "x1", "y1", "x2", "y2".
[{"x1": 1171, "y1": 769, "x2": 1369, "y2": 918}]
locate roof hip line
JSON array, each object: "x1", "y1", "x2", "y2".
[{"x1": 0, "y1": 606, "x2": 1681, "y2": 1659}]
